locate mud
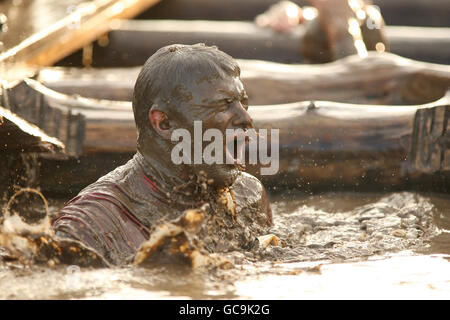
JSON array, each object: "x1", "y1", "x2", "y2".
[
  {"x1": 139, "y1": 190, "x2": 440, "y2": 267},
  {"x1": 0, "y1": 190, "x2": 448, "y2": 299},
  {"x1": 263, "y1": 191, "x2": 439, "y2": 262},
  {"x1": 132, "y1": 190, "x2": 440, "y2": 267}
]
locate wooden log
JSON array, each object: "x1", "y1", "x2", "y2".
[
  {"x1": 0, "y1": 106, "x2": 64, "y2": 154},
  {"x1": 241, "y1": 53, "x2": 450, "y2": 105},
  {"x1": 137, "y1": 0, "x2": 450, "y2": 27},
  {"x1": 0, "y1": 0, "x2": 162, "y2": 83},
  {"x1": 247, "y1": 98, "x2": 450, "y2": 191},
  {"x1": 56, "y1": 20, "x2": 450, "y2": 67},
  {"x1": 0, "y1": 106, "x2": 64, "y2": 198},
  {"x1": 387, "y1": 27, "x2": 450, "y2": 67},
  {"x1": 74, "y1": 19, "x2": 305, "y2": 65},
  {"x1": 372, "y1": 0, "x2": 450, "y2": 28},
  {"x1": 137, "y1": 0, "x2": 298, "y2": 21},
  {"x1": 42, "y1": 52, "x2": 450, "y2": 106},
  {"x1": 19, "y1": 80, "x2": 449, "y2": 193},
  {"x1": 1, "y1": 79, "x2": 86, "y2": 157}
]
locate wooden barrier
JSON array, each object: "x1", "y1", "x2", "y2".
[
  {"x1": 43, "y1": 52, "x2": 450, "y2": 105},
  {"x1": 55, "y1": 20, "x2": 450, "y2": 67},
  {"x1": 137, "y1": 0, "x2": 450, "y2": 27},
  {"x1": 11, "y1": 79, "x2": 448, "y2": 193}
]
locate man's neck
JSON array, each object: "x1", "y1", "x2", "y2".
[
  {"x1": 135, "y1": 150, "x2": 215, "y2": 207},
  {"x1": 136, "y1": 132, "x2": 240, "y2": 207}
]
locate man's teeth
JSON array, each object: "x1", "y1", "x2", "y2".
[
  {"x1": 225, "y1": 146, "x2": 236, "y2": 164},
  {"x1": 223, "y1": 129, "x2": 255, "y2": 164},
  {"x1": 225, "y1": 138, "x2": 246, "y2": 163}
]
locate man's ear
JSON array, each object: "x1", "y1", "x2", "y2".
[{"x1": 149, "y1": 107, "x2": 172, "y2": 140}]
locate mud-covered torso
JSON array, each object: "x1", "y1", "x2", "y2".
[{"x1": 53, "y1": 154, "x2": 272, "y2": 265}]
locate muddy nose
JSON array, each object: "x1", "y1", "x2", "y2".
[{"x1": 230, "y1": 102, "x2": 253, "y2": 129}]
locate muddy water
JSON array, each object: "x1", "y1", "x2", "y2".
[{"x1": 0, "y1": 191, "x2": 449, "y2": 299}]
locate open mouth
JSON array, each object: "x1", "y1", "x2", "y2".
[{"x1": 224, "y1": 129, "x2": 253, "y2": 165}]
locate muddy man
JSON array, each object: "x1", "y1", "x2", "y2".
[{"x1": 53, "y1": 44, "x2": 273, "y2": 266}]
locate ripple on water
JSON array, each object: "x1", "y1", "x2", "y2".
[{"x1": 262, "y1": 192, "x2": 440, "y2": 262}]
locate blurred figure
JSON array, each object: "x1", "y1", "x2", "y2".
[
  {"x1": 255, "y1": 1, "x2": 304, "y2": 32},
  {"x1": 255, "y1": 0, "x2": 389, "y2": 63}
]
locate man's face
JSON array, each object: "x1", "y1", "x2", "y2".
[{"x1": 172, "y1": 75, "x2": 253, "y2": 187}]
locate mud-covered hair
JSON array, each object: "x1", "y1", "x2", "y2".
[{"x1": 132, "y1": 43, "x2": 241, "y2": 136}]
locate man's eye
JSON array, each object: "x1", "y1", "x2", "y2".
[
  {"x1": 218, "y1": 99, "x2": 233, "y2": 111},
  {"x1": 241, "y1": 97, "x2": 249, "y2": 108}
]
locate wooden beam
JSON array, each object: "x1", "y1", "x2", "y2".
[
  {"x1": 19, "y1": 80, "x2": 449, "y2": 193},
  {"x1": 91, "y1": 19, "x2": 305, "y2": 65},
  {"x1": 0, "y1": 0, "x2": 161, "y2": 83},
  {"x1": 0, "y1": 106, "x2": 64, "y2": 153},
  {"x1": 248, "y1": 97, "x2": 450, "y2": 190},
  {"x1": 138, "y1": 0, "x2": 450, "y2": 27},
  {"x1": 59, "y1": 20, "x2": 450, "y2": 67},
  {"x1": 372, "y1": 0, "x2": 450, "y2": 28},
  {"x1": 138, "y1": 0, "x2": 297, "y2": 21},
  {"x1": 0, "y1": 104, "x2": 63, "y2": 198},
  {"x1": 42, "y1": 52, "x2": 450, "y2": 105},
  {"x1": 1, "y1": 79, "x2": 86, "y2": 157}
]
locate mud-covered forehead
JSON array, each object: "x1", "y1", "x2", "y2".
[
  {"x1": 154, "y1": 45, "x2": 240, "y2": 105},
  {"x1": 132, "y1": 44, "x2": 241, "y2": 128}
]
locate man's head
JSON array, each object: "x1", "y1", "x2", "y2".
[{"x1": 133, "y1": 44, "x2": 253, "y2": 188}]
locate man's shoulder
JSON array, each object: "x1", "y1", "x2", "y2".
[
  {"x1": 57, "y1": 155, "x2": 151, "y2": 231},
  {"x1": 53, "y1": 158, "x2": 151, "y2": 265}
]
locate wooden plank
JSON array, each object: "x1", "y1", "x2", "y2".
[
  {"x1": 0, "y1": 0, "x2": 161, "y2": 83},
  {"x1": 42, "y1": 52, "x2": 450, "y2": 105},
  {"x1": 61, "y1": 20, "x2": 450, "y2": 66}
]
